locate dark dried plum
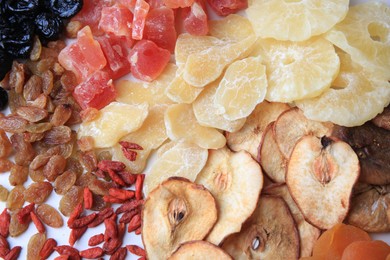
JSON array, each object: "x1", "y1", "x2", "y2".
[
  {"x1": 1, "y1": 19, "x2": 34, "y2": 58},
  {"x1": 5, "y1": 0, "x2": 39, "y2": 14},
  {"x1": 0, "y1": 48, "x2": 12, "y2": 82},
  {"x1": 50, "y1": 0, "x2": 83, "y2": 19},
  {"x1": 35, "y1": 12, "x2": 63, "y2": 41}
]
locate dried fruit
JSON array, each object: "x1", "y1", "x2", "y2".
[
  {"x1": 169, "y1": 241, "x2": 232, "y2": 260},
  {"x1": 24, "y1": 181, "x2": 53, "y2": 204},
  {"x1": 54, "y1": 170, "x2": 77, "y2": 195},
  {"x1": 59, "y1": 186, "x2": 84, "y2": 217},
  {"x1": 36, "y1": 204, "x2": 64, "y2": 228},
  {"x1": 9, "y1": 165, "x2": 28, "y2": 186},
  {"x1": 40, "y1": 238, "x2": 57, "y2": 259},
  {"x1": 79, "y1": 247, "x2": 104, "y2": 258},
  {"x1": 27, "y1": 233, "x2": 46, "y2": 260},
  {"x1": 88, "y1": 233, "x2": 104, "y2": 246},
  {"x1": 0, "y1": 208, "x2": 10, "y2": 237},
  {"x1": 7, "y1": 185, "x2": 26, "y2": 211},
  {"x1": 9, "y1": 210, "x2": 29, "y2": 237},
  {"x1": 30, "y1": 211, "x2": 45, "y2": 233}
]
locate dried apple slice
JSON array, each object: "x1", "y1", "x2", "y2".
[
  {"x1": 165, "y1": 103, "x2": 226, "y2": 149},
  {"x1": 286, "y1": 135, "x2": 360, "y2": 229},
  {"x1": 221, "y1": 195, "x2": 299, "y2": 259},
  {"x1": 165, "y1": 73, "x2": 203, "y2": 104},
  {"x1": 259, "y1": 122, "x2": 287, "y2": 183},
  {"x1": 226, "y1": 101, "x2": 290, "y2": 160},
  {"x1": 169, "y1": 241, "x2": 232, "y2": 260},
  {"x1": 195, "y1": 147, "x2": 263, "y2": 245},
  {"x1": 214, "y1": 56, "x2": 267, "y2": 120},
  {"x1": 274, "y1": 107, "x2": 334, "y2": 158},
  {"x1": 263, "y1": 184, "x2": 321, "y2": 258},
  {"x1": 346, "y1": 183, "x2": 390, "y2": 233},
  {"x1": 77, "y1": 102, "x2": 148, "y2": 148},
  {"x1": 144, "y1": 141, "x2": 208, "y2": 195},
  {"x1": 111, "y1": 105, "x2": 168, "y2": 173},
  {"x1": 142, "y1": 177, "x2": 218, "y2": 260},
  {"x1": 115, "y1": 63, "x2": 177, "y2": 106},
  {"x1": 193, "y1": 80, "x2": 246, "y2": 133}
]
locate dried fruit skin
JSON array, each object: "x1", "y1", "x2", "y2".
[{"x1": 36, "y1": 204, "x2": 64, "y2": 228}]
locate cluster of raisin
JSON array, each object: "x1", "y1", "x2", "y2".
[{"x1": 0, "y1": 0, "x2": 83, "y2": 81}]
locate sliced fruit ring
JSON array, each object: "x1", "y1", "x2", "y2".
[
  {"x1": 286, "y1": 135, "x2": 360, "y2": 229},
  {"x1": 195, "y1": 147, "x2": 263, "y2": 245},
  {"x1": 325, "y1": 1, "x2": 390, "y2": 81},
  {"x1": 246, "y1": 0, "x2": 349, "y2": 41},
  {"x1": 142, "y1": 177, "x2": 218, "y2": 260},
  {"x1": 168, "y1": 240, "x2": 232, "y2": 260},
  {"x1": 346, "y1": 182, "x2": 390, "y2": 233},
  {"x1": 253, "y1": 37, "x2": 340, "y2": 103},
  {"x1": 263, "y1": 184, "x2": 321, "y2": 258},
  {"x1": 226, "y1": 101, "x2": 290, "y2": 160},
  {"x1": 296, "y1": 51, "x2": 390, "y2": 127},
  {"x1": 220, "y1": 195, "x2": 300, "y2": 259},
  {"x1": 208, "y1": 14, "x2": 255, "y2": 43}
]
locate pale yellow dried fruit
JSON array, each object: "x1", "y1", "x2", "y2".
[
  {"x1": 246, "y1": 0, "x2": 349, "y2": 41},
  {"x1": 169, "y1": 241, "x2": 232, "y2": 260},
  {"x1": 144, "y1": 141, "x2": 208, "y2": 195},
  {"x1": 112, "y1": 105, "x2": 168, "y2": 173},
  {"x1": 142, "y1": 177, "x2": 218, "y2": 260},
  {"x1": 78, "y1": 102, "x2": 148, "y2": 148},
  {"x1": 183, "y1": 35, "x2": 256, "y2": 87},
  {"x1": 165, "y1": 73, "x2": 203, "y2": 104},
  {"x1": 209, "y1": 14, "x2": 254, "y2": 42},
  {"x1": 196, "y1": 147, "x2": 263, "y2": 245},
  {"x1": 115, "y1": 63, "x2": 177, "y2": 106},
  {"x1": 226, "y1": 101, "x2": 290, "y2": 160},
  {"x1": 165, "y1": 103, "x2": 226, "y2": 149},
  {"x1": 325, "y1": 2, "x2": 390, "y2": 80},
  {"x1": 215, "y1": 57, "x2": 267, "y2": 120},
  {"x1": 253, "y1": 37, "x2": 339, "y2": 103},
  {"x1": 193, "y1": 80, "x2": 246, "y2": 133},
  {"x1": 286, "y1": 136, "x2": 360, "y2": 229},
  {"x1": 296, "y1": 51, "x2": 390, "y2": 127}
]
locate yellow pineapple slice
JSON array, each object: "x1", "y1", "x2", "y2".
[
  {"x1": 165, "y1": 103, "x2": 226, "y2": 149},
  {"x1": 214, "y1": 57, "x2": 267, "y2": 120},
  {"x1": 193, "y1": 80, "x2": 246, "y2": 133},
  {"x1": 175, "y1": 34, "x2": 226, "y2": 68},
  {"x1": 253, "y1": 37, "x2": 339, "y2": 103},
  {"x1": 143, "y1": 141, "x2": 208, "y2": 195},
  {"x1": 325, "y1": 2, "x2": 390, "y2": 80},
  {"x1": 209, "y1": 14, "x2": 254, "y2": 42},
  {"x1": 246, "y1": 0, "x2": 349, "y2": 41},
  {"x1": 111, "y1": 105, "x2": 168, "y2": 173},
  {"x1": 165, "y1": 72, "x2": 203, "y2": 104},
  {"x1": 296, "y1": 51, "x2": 390, "y2": 127},
  {"x1": 115, "y1": 63, "x2": 177, "y2": 106},
  {"x1": 78, "y1": 102, "x2": 148, "y2": 148},
  {"x1": 183, "y1": 35, "x2": 256, "y2": 87}
]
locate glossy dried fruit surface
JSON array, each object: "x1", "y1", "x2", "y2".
[
  {"x1": 59, "y1": 186, "x2": 84, "y2": 217},
  {"x1": 24, "y1": 181, "x2": 53, "y2": 204},
  {"x1": 27, "y1": 232, "x2": 46, "y2": 260},
  {"x1": 36, "y1": 203, "x2": 64, "y2": 228}
]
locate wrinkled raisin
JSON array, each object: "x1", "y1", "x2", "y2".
[
  {"x1": 6, "y1": 185, "x2": 26, "y2": 210},
  {"x1": 59, "y1": 186, "x2": 83, "y2": 217},
  {"x1": 24, "y1": 181, "x2": 53, "y2": 204},
  {"x1": 54, "y1": 170, "x2": 76, "y2": 195},
  {"x1": 0, "y1": 184, "x2": 9, "y2": 201},
  {"x1": 9, "y1": 209, "x2": 29, "y2": 237},
  {"x1": 9, "y1": 165, "x2": 28, "y2": 186},
  {"x1": 27, "y1": 232, "x2": 47, "y2": 260},
  {"x1": 36, "y1": 203, "x2": 63, "y2": 228}
]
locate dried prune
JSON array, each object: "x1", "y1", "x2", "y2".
[
  {"x1": 0, "y1": 48, "x2": 12, "y2": 82},
  {"x1": 34, "y1": 12, "x2": 63, "y2": 41},
  {"x1": 5, "y1": 0, "x2": 39, "y2": 14},
  {"x1": 49, "y1": 0, "x2": 83, "y2": 19},
  {"x1": 2, "y1": 19, "x2": 35, "y2": 58}
]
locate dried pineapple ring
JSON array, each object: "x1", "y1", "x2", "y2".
[
  {"x1": 208, "y1": 14, "x2": 255, "y2": 42},
  {"x1": 246, "y1": 0, "x2": 349, "y2": 41},
  {"x1": 296, "y1": 51, "x2": 390, "y2": 127},
  {"x1": 165, "y1": 72, "x2": 203, "y2": 104},
  {"x1": 214, "y1": 56, "x2": 267, "y2": 120},
  {"x1": 325, "y1": 2, "x2": 390, "y2": 81},
  {"x1": 254, "y1": 37, "x2": 339, "y2": 103}
]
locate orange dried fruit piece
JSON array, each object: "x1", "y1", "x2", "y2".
[
  {"x1": 296, "y1": 51, "x2": 390, "y2": 127},
  {"x1": 165, "y1": 72, "x2": 203, "y2": 104},
  {"x1": 286, "y1": 136, "x2": 360, "y2": 229},
  {"x1": 183, "y1": 34, "x2": 256, "y2": 87},
  {"x1": 341, "y1": 240, "x2": 390, "y2": 260},
  {"x1": 208, "y1": 14, "x2": 254, "y2": 42},
  {"x1": 246, "y1": 0, "x2": 349, "y2": 41},
  {"x1": 193, "y1": 80, "x2": 246, "y2": 133},
  {"x1": 165, "y1": 103, "x2": 226, "y2": 149},
  {"x1": 143, "y1": 141, "x2": 208, "y2": 195},
  {"x1": 311, "y1": 223, "x2": 371, "y2": 260},
  {"x1": 253, "y1": 37, "x2": 339, "y2": 103},
  {"x1": 325, "y1": 2, "x2": 390, "y2": 81},
  {"x1": 195, "y1": 147, "x2": 263, "y2": 245},
  {"x1": 214, "y1": 57, "x2": 267, "y2": 120},
  {"x1": 115, "y1": 63, "x2": 177, "y2": 106},
  {"x1": 112, "y1": 105, "x2": 168, "y2": 173},
  {"x1": 77, "y1": 102, "x2": 148, "y2": 148}
]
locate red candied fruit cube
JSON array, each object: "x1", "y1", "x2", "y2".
[
  {"x1": 132, "y1": 0, "x2": 150, "y2": 40},
  {"x1": 73, "y1": 70, "x2": 117, "y2": 110},
  {"x1": 163, "y1": 0, "x2": 194, "y2": 8},
  {"x1": 129, "y1": 40, "x2": 171, "y2": 82},
  {"x1": 58, "y1": 26, "x2": 107, "y2": 83},
  {"x1": 71, "y1": 0, "x2": 106, "y2": 35},
  {"x1": 99, "y1": 4, "x2": 134, "y2": 37},
  {"x1": 182, "y1": 0, "x2": 208, "y2": 36},
  {"x1": 207, "y1": 0, "x2": 248, "y2": 16}
]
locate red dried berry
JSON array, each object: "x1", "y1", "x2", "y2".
[
  {"x1": 135, "y1": 174, "x2": 145, "y2": 200},
  {"x1": 0, "y1": 209, "x2": 10, "y2": 237},
  {"x1": 30, "y1": 211, "x2": 45, "y2": 233},
  {"x1": 88, "y1": 233, "x2": 104, "y2": 246},
  {"x1": 80, "y1": 247, "x2": 104, "y2": 259},
  {"x1": 40, "y1": 238, "x2": 57, "y2": 260},
  {"x1": 98, "y1": 160, "x2": 126, "y2": 172},
  {"x1": 127, "y1": 214, "x2": 141, "y2": 233},
  {"x1": 69, "y1": 226, "x2": 87, "y2": 246},
  {"x1": 126, "y1": 245, "x2": 146, "y2": 257},
  {"x1": 83, "y1": 187, "x2": 93, "y2": 210}
]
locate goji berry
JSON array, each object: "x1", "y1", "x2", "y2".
[
  {"x1": 116, "y1": 171, "x2": 137, "y2": 186},
  {"x1": 0, "y1": 209, "x2": 10, "y2": 237},
  {"x1": 98, "y1": 160, "x2": 126, "y2": 172},
  {"x1": 0, "y1": 234, "x2": 9, "y2": 249},
  {"x1": 135, "y1": 174, "x2": 145, "y2": 200},
  {"x1": 83, "y1": 187, "x2": 93, "y2": 210},
  {"x1": 108, "y1": 188, "x2": 135, "y2": 200},
  {"x1": 119, "y1": 209, "x2": 138, "y2": 224},
  {"x1": 109, "y1": 247, "x2": 127, "y2": 260},
  {"x1": 68, "y1": 212, "x2": 97, "y2": 228},
  {"x1": 17, "y1": 203, "x2": 35, "y2": 224},
  {"x1": 103, "y1": 195, "x2": 126, "y2": 204},
  {"x1": 88, "y1": 233, "x2": 104, "y2": 246},
  {"x1": 40, "y1": 238, "x2": 57, "y2": 259},
  {"x1": 119, "y1": 141, "x2": 143, "y2": 150},
  {"x1": 54, "y1": 255, "x2": 69, "y2": 260},
  {"x1": 54, "y1": 245, "x2": 80, "y2": 260},
  {"x1": 104, "y1": 218, "x2": 118, "y2": 241},
  {"x1": 115, "y1": 199, "x2": 143, "y2": 214},
  {"x1": 0, "y1": 247, "x2": 10, "y2": 258},
  {"x1": 88, "y1": 207, "x2": 114, "y2": 228},
  {"x1": 121, "y1": 147, "x2": 138, "y2": 161},
  {"x1": 126, "y1": 245, "x2": 146, "y2": 257},
  {"x1": 67, "y1": 203, "x2": 83, "y2": 227},
  {"x1": 135, "y1": 226, "x2": 142, "y2": 235},
  {"x1": 4, "y1": 246, "x2": 21, "y2": 260},
  {"x1": 80, "y1": 247, "x2": 104, "y2": 259},
  {"x1": 107, "y1": 169, "x2": 127, "y2": 186},
  {"x1": 93, "y1": 169, "x2": 107, "y2": 179},
  {"x1": 30, "y1": 211, "x2": 45, "y2": 233},
  {"x1": 127, "y1": 214, "x2": 141, "y2": 233},
  {"x1": 69, "y1": 226, "x2": 87, "y2": 246}
]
